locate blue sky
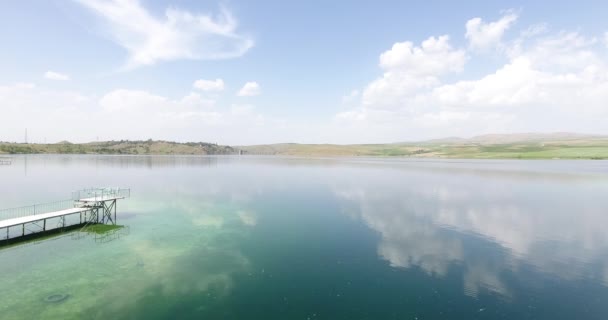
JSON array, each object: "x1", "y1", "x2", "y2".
[{"x1": 1, "y1": 0, "x2": 607, "y2": 144}]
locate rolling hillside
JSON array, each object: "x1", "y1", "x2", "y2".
[
  {"x1": 239, "y1": 133, "x2": 608, "y2": 159},
  {"x1": 2, "y1": 133, "x2": 607, "y2": 159},
  {"x1": 0, "y1": 140, "x2": 236, "y2": 155}
]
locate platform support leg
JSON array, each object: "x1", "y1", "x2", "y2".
[{"x1": 101, "y1": 200, "x2": 116, "y2": 225}]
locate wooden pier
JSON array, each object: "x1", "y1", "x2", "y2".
[{"x1": 0, "y1": 188, "x2": 130, "y2": 243}]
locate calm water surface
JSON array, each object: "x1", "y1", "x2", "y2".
[{"x1": 1, "y1": 155, "x2": 608, "y2": 319}]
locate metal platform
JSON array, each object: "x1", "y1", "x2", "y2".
[
  {"x1": 0, "y1": 188, "x2": 130, "y2": 242},
  {"x1": 0, "y1": 207, "x2": 90, "y2": 230}
]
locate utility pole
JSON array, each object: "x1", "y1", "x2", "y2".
[{"x1": 25, "y1": 128, "x2": 28, "y2": 144}]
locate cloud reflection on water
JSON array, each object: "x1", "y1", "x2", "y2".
[{"x1": 333, "y1": 167, "x2": 608, "y2": 297}]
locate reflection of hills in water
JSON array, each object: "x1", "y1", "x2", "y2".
[
  {"x1": 8, "y1": 155, "x2": 223, "y2": 169},
  {"x1": 8, "y1": 155, "x2": 608, "y2": 179}
]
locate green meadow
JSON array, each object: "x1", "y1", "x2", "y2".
[{"x1": 240, "y1": 138, "x2": 608, "y2": 159}]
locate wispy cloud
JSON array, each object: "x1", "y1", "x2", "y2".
[
  {"x1": 44, "y1": 71, "x2": 70, "y2": 81},
  {"x1": 193, "y1": 79, "x2": 225, "y2": 92},
  {"x1": 466, "y1": 11, "x2": 518, "y2": 51},
  {"x1": 74, "y1": 0, "x2": 254, "y2": 69},
  {"x1": 237, "y1": 81, "x2": 261, "y2": 96}
]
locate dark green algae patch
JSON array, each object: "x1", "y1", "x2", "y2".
[{"x1": 0, "y1": 224, "x2": 126, "y2": 249}]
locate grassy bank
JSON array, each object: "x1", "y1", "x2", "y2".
[{"x1": 239, "y1": 139, "x2": 608, "y2": 159}]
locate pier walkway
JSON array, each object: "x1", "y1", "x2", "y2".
[{"x1": 0, "y1": 188, "x2": 130, "y2": 242}]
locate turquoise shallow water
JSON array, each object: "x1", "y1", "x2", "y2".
[{"x1": 1, "y1": 155, "x2": 608, "y2": 319}]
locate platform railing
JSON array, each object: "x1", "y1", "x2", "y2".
[
  {"x1": 72, "y1": 188, "x2": 131, "y2": 202},
  {"x1": 0, "y1": 156, "x2": 11, "y2": 165},
  {"x1": 0, "y1": 199, "x2": 74, "y2": 221},
  {"x1": 0, "y1": 188, "x2": 130, "y2": 222}
]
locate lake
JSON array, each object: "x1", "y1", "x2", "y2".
[{"x1": 1, "y1": 155, "x2": 608, "y2": 319}]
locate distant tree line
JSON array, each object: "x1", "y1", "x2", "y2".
[{"x1": 0, "y1": 140, "x2": 236, "y2": 155}]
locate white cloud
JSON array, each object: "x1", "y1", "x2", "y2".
[
  {"x1": 434, "y1": 32, "x2": 608, "y2": 115},
  {"x1": 521, "y1": 32, "x2": 600, "y2": 70},
  {"x1": 378, "y1": 35, "x2": 466, "y2": 76},
  {"x1": 180, "y1": 92, "x2": 216, "y2": 108},
  {"x1": 193, "y1": 79, "x2": 225, "y2": 92},
  {"x1": 335, "y1": 13, "x2": 608, "y2": 142},
  {"x1": 99, "y1": 89, "x2": 218, "y2": 124},
  {"x1": 466, "y1": 11, "x2": 518, "y2": 51},
  {"x1": 362, "y1": 35, "x2": 465, "y2": 109},
  {"x1": 237, "y1": 81, "x2": 261, "y2": 97},
  {"x1": 75, "y1": 0, "x2": 254, "y2": 69},
  {"x1": 0, "y1": 83, "x2": 91, "y2": 142},
  {"x1": 99, "y1": 89, "x2": 216, "y2": 113},
  {"x1": 100, "y1": 89, "x2": 167, "y2": 112},
  {"x1": 432, "y1": 57, "x2": 540, "y2": 108},
  {"x1": 0, "y1": 83, "x2": 281, "y2": 144},
  {"x1": 44, "y1": 71, "x2": 70, "y2": 81},
  {"x1": 520, "y1": 23, "x2": 549, "y2": 39}
]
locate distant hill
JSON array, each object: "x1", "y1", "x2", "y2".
[
  {"x1": 415, "y1": 136, "x2": 466, "y2": 144},
  {"x1": 417, "y1": 132, "x2": 608, "y2": 145},
  {"x1": 1, "y1": 133, "x2": 607, "y2": 159},
  {"x1": 0, "y1": 140, "x2": 235, "y2": 155},
  {"x1": 239, "y1": 132, "x2": 608, "y2": 159}
]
